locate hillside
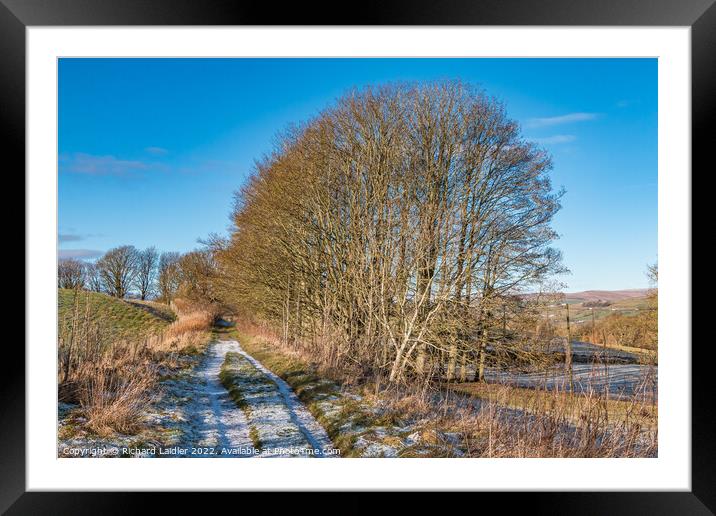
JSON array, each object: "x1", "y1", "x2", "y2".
[
  {"x1": 564, "y1": 289, "x2": 650, "y2": 303},
  {"x1": 58, "y1": 289, "x2": 172, "y2": 342}
]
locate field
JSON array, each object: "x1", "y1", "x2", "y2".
[
  {"x1": 539, "y1": 290, "x2": 657, "y2": 354},
  {"x1": 545, "y1": 289, "x2": 652, "y2": 325},
  {"x1": 560, "y1": 297, "x2": 652, "y2": 325},
  {"x1": 564, "y1": 289, "x2": 650, "y2": 303}
]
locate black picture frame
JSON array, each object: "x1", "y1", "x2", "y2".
[{"x1": 5, "y1": 0, "x2": 707, "y2": 512}]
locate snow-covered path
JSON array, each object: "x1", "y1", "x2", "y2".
[
  {"x1": 174, "y1": 340, "x2": 255, "y2": 456},
  {"x1": 170, "y1": 340, "x2": 334, "y2": 457},
  {"x1": 221, "y1": 340, "x2": 335, "y2": 457}
]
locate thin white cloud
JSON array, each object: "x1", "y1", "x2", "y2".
[
  {"x1": 58, "y1": 233, "x2": 83, "y2": 243},
  {"x1": 58, "y1": 249, "x2": 103, "y2": 260},
  {"x1": 525, "y1": 112, "x2": 600, "y2": 128},
  {"x1": 145, "y1": 146, "x2": 169, "y2": 156},
  {"x1": 531, "y1": 134, "x2": 577, "y2": 145},
  {"x1": 58, "y1": 232, "x2": 104, "y2": 243},
  {"x1": 60, "y1": 153, "x2": 150, "y2": 176}
]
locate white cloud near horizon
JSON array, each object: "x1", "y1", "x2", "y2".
[
  {"x1": 58, "y1": 249, "x2": 103, "y2": 260},
  {"x1": 525, "y1": 112, "x2": 600, "y2": 128}
]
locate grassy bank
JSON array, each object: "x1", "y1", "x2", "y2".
[
  {"x1": 58, "y1": 291, "x2": 217, "y2": 441},
  {"x1": 59, "y1": 289, "x2": 170, "y2": 341}
]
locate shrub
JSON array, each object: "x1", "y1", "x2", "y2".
[{"x1": 79, "y1": 363, "x2": 155, "y2": 436}]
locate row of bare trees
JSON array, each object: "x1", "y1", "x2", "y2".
[
  {"x1": 58, "y1": 245, "x2": 216, "y2": 303},
  {"x1": 211, "y1": 81, "x2": 565, "y2": 385}
]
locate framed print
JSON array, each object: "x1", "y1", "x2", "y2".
[{"x1": 6, "y1": 0, "x2": 710, "y2": 511}]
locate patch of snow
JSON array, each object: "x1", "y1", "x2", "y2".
[
  {"x1": 353, "y1": 436, "x2": 399, "y2": 457},
  {"x1": 405, "y1": 431, "x2": 422, "y2": 445}
]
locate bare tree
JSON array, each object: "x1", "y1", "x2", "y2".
[
  {"x1": 84, "y1": 261, "x2": 104, "y2": 292},
  {"x1": 96, "y1": 245, "x2": 139, "y2": 298},
  {"x1": 177, "y1": 250, "x2": 218, "y2": 303},
  {"x1": 647, "y1": 261, "x2": 658, "y2": 287},
  {"x1": 58, "y1": 259, "x2": 85, "y2": 289},
  {"x1": 135, "y1": 247, "x2": 159, "y2": 300},
  {"x1": 157, "y1": 251, "x2": 181, "y2": 304},
  {"x1": 214, "y1": 80, "x2": 564, "y2": 385},
  {"x1": 646, "y1": 261, "x2": 658, "y2": 347}
]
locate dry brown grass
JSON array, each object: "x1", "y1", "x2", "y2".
[
  {"x1": 449, "y1": 380, "x2": 657, "y2": 431},
  {"x1": 164, "y1": 310, "x2": 215, "y2": 338},
  {"x1": 452, "y1": 389, "x2": 657, "y2": 458},
  {"x1": 171, "y1": 297, "x2": 221, "y2": 318},
  {"x1": 364, "y1": 382, "x2": 657, "y2": 457},
  {"x1": 58, "y1": 331, "x2": 160, "y2": 436},
  {"x1": 573, "y1": 309, "x2": 658, "y2": 351},
  {"x1": 148, "y1": 302, "x2": 216, "y2": 355},
  {"x1": 79, "y1": 362, "x2": 156, "y2": 436}
]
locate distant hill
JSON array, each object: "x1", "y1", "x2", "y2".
[
  {"x1": 534, "y1": 288, "x2": 654, "y2": 330},
  {"x1": 564, "y1": 289, "x2": 650, "y2": 303}
]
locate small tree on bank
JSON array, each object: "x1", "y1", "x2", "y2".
[
  {"x1": 96, "y1": 245, "x2": 139, "y2": 298},
  {"x1": 58, "y1": 259, "x2": 85, "y2": 289},
  {"x1": 177, "y1": 250, "x2": 218, "y2": 303},
  {"x1": 158, "y1": 251, "x2": 182, "y2": 304},
  {"x1": 84, "y1": 261, "x2": 104, "y2": 292},
  {"x1": 135, "y1": 246, "x2": 159, "y2": 300}
]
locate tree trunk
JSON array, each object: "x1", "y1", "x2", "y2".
[{"x1": 446, "y1": 342, "x2": 457, "y2": 381}]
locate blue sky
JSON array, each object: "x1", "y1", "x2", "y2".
[{"x1": 58, "y1": 58, "x2": 657, "y2": 291}]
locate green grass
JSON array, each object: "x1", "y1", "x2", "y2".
[
  {"x1": 219, "y1": 353, "x2": 264, "y2": 451},
  {"x1": 58, "y1": 288, "x2": 172, "y2": 342}
]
